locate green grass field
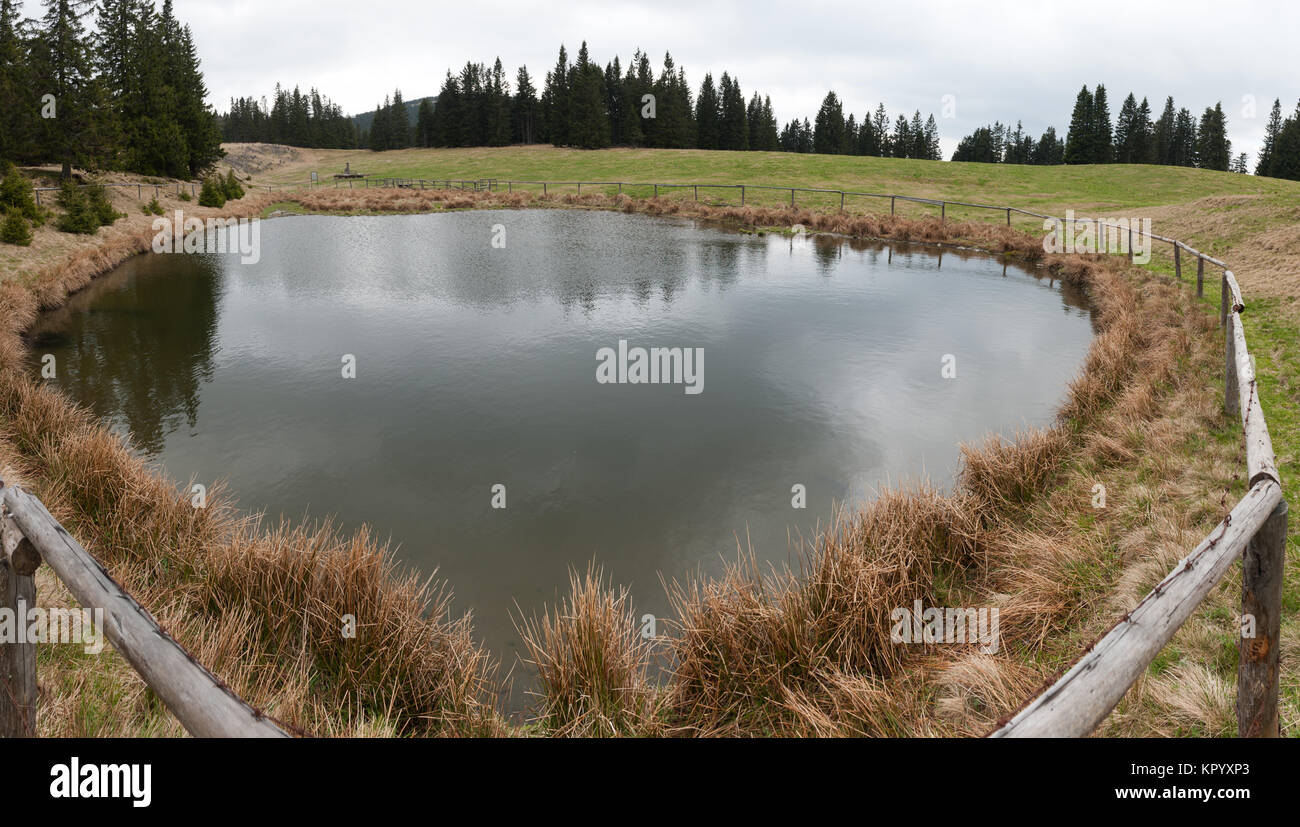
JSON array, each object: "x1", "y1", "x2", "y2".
[{"x1": 245, "y1": 144, "x2": 1298, "y2": 217}]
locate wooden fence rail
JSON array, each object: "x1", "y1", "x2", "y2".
[
  {"x1": 3, "y1": 175, "x2": 1285, "y2": 738},
  {"x1": 0, "y1": 482, "x2": 289, "y2": 738}
]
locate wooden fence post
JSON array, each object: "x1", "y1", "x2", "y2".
[
  {"x1": 1006, "y1": 207, "x2": 1011, "y2": 226},
  {"x1": 839, "y1": 191, "x2": 845, "y2": 212},
  {"x1": 1197, "y1": 256, "x2": 1205, "y2": 298},
  {"x1": 0, "y1": 510, "x2": 41, "y2": 737},
  {"x1": 1238, "y1": 499, "x2": 1287, "y2": 736},
  {"x1": 694, "y1": 185, "x2": 698, "y2": 201},
  {"x1": 941, "y1": 202, "x2": 945, "y2": 222},
  {"x1": 890, "y1": 195, "x2": 895, "y2": 216},
  {"x1": 740, "y1": 185, "x2": 745, "y2": 206},
  {"x1": 790, "y1": 188, "x2": 795, "y2": 206},
  {"x1": 1128, "y1": 226, "x2": 1134, "y2": 262},
  {"x1": 1225, "y1": 285, "x2": 1239, "y2": 417},
  {"x1": 1175, "y1": 244, "x2": 1181, "y2": 279},
  {"x1": 1220, "y1": 270, "x2": 1229, "y2": 329}
]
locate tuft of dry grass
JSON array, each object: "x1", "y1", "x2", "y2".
[{"x1": 514, "y1": 563, "x2": 660, "y2": 736}]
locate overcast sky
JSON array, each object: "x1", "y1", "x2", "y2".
[{"x1": 19, "y1": 0, "x2": 1300, "y2": 163}]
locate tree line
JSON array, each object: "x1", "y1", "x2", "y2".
[
  {"x1": 951, "y1": 85, "x2": 1261, "y2": 174},
  {"x1": 395, "y1": 44, "x2": 944, "y2": 159},
  {"x1": 0, "y1": 0, "x2": 222, "y2": 179},
  {"x1": 1256, "y1": 98, "x2": 1300, "y2": 180},
  {"x1": 211, "y1": 42, "x2": 1300, "y2": 183},
  {"x1": 219, "y1": 84, "x2": 359, "y2": 149}
]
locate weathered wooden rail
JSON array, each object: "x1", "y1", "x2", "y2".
[
  {"x1": 0, "y1": 481, "x2": 289, "y2": 737},
  {"x1": 3, "y1": 174, "x2": 1285, "y2": 738}
]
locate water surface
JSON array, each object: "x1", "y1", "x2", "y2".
[{"x1": 28, "y1": 209, "x2": 1093, "y2": 705}]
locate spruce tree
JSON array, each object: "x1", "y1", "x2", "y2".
[
  {"x1": 567, "y1": 42, "x2": 609, "y2": 149},
  {"x1": 1255, "y1": 99, "x2": 1283, "y2": 175},
  {"x1": 512, "y1": 65, "x2": 539, "y2": 144},
  {"x1": 1063, "y1": 86, "x2": 1094, "y2": 164},
  {"x1": 813, "y1": 91, "x2": 845, "y2": 154},
  {"x1": 542, "y1": 45, "x2": 570, "y2": 146},
  {"x1": 1091, "y1": 84, "x2": 1112, "y2": 162},
  {"x1": 1196, "y1": 103, "x2": 1230, "y2": 171},
  {"x1": 1153, "y1": 96, "x2": 1176, "y2": 165},
  {"x1": 1268, "y1": 102, "x2": 1300, "y2": 181},
  {"x1": 695, "y1": 73, "x2": 720, "y2": 149},
  {"x1": 0, "y1": 0, "x2": 33, "y2": 162},
  {"x1": 30, "y1": 0, "x2": 102, "y2": 178},
  {"x1": 718, "y1": 72, "x2": 747, "y2": 150}
]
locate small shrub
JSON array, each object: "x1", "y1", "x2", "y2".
[
  {"x1": 198, "y1": 176, "x2": 226, "y2": 208},
  {"x1": 143, "y1": 197, "x2": 164, "y2": 216},
  {"x1": 0, "y1": 161, "x2": 42, "y2": 221},
  {"x1": 86, "y1": 184, "x2": 122, "y2": 226},
  {"x1": 222, "y1": 169, "x2": 244, "y2": 200},
  {"x1": 179, "y1": 191, "x2": 192, "y2": 202},
  {"x1": 55, "y1": 183, "x2": 100, "y2": 234},
  {"x1": 1, "y1": 208, "x2": 32, "y2": 246}
]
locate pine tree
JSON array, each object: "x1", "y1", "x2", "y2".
[
  {"x1": 923, "y1": 114, "x2": 941, "y2": 160},
  {"x1": 1255, "y1": 98, "x2": 1283, "y2": 175},
  {"x1": 694, "y1": 73, "x2": 720, "y2": 149},
  {"x1": 1170, "y1": 107, "x2": 1198, "y2": 167},
  {"x1": 1114, "y1": 93, "x2": 1138, "y2": 162},
  {"x1": 603, "y1": 58, "x2": 623, "y2": 146},
  {"x1": 415, "y1": 97, "x2": 435, "y2": 147},
  {"x1": 1153, "y1": 96, "x2": 1176, "y2": 165},
  {"x1": 30, "y1": 0, "x2": 103, "y2": 178},
  {"x1": 718, "y1": 72, "x2": 747, "y2": 151},
  {"x1": 567, "y1": 42, "x2": 609, "y2": 149},
  {"x1": 512, "y1": 65, "x2": 539, "y2": 144},
  {"x1": 0, "y1": 0, "x2": 35, "y2": 162},
  {"x1": 369, "y1": 95, "x2": 390, "y2": 150},
  {"x1": 871, "y1": 103, "x2": 890, "y2": 157},
  {"x1": 1032, "y1": 126, "x2": 1065, "y2": 165},
  {"x1": 813, "y1": 91, "x2": 845, "y2": 154},
  {"x1": 388, "y1": 89, "x2": 410, "y2": 149},
  {"x1": 1268, "y1": 101, "x2": 1300, "y2": 181},
  {"x1": 541, "y1": 45, "x2": 570, "y2": 146},
  {"x1": 1091, "y1": 84, "x2": 1113, "y2": 162},
  {"x1": 1063, "y1": 86, "x2": 1094, "y2": 165},
  {"x1": 1196, "y1": 102, "x2": 1230, "y2": 171}
]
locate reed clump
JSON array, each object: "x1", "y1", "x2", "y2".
[{"x1": 514, "y1": 563, "x2": 660, "y2": 736}]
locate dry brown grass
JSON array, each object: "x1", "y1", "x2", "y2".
[{"x1": 514, "y1": 563, "x2": 660, "y2": 736}]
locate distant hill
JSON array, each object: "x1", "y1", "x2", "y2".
[{"x1": 352, "y1": 96, "x2": 437, "y2": 136}]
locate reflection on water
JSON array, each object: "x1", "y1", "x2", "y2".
[{"x1": 29, "y1": 209, "x2": 1093, "y2": 709}]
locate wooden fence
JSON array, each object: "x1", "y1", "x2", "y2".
[
  {"x1": 0, "y1": 482, "x2": 288, "y2": 737},
  {"x1": 1, "y1": 176, "x2": 1285, "y2": 738}
]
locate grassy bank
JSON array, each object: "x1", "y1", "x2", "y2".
[{"x1": 2, "y1": 147, "x2": 1297, "y2": 736}]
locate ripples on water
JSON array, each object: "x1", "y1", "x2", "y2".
[{"x1": 29, "y1": 209, "x2": 1094, "y2": 705}]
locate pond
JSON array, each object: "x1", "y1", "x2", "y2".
[{"x1": 28, "y1": 209, "x2": 1093, "y2": 707}]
